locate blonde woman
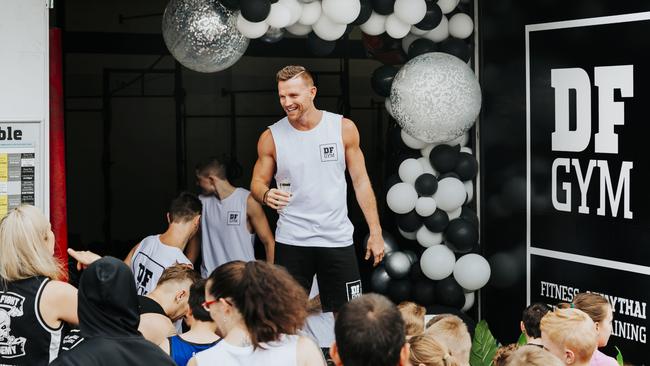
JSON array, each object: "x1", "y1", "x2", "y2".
[
  {"x1": 408, "y1": 334, "x2": 460, "y2": 366},
  {"x1": 0, "y1": 205, "x2": 78, "y2": 365}
]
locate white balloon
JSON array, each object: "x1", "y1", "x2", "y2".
[
  {"x1": 420, "y1": 144, "x2": 436, "y2": 158},
  {"x1": 423, "y1": 15, "x2": 449, "y2": 42},
  {"x1": 312, "y1": 14, "x2": 347, "y2": 41},
  {"x1": 416, "y1": 226, "x2": 443, "y2": 247},
  {"x1": 446, "y1": 206, "x2": 462, "y2": 220},
  {"x1": 394, "y1": 0, "x2": 427, "y2": 25},
  {"x1": 461, "y1": 291, "x2": 475, "y2": 312},
  {"x1": 410, "y1": 25, "x2": 429, "y2": 35},
  {"x1": 385, "y1": 14, "x2": 411, "y2": 39},
  {"x1": 399, "y1": 228, "x2": 418, "y2": 240},
  {"x1": 420, "y1": 245, "x2": 456, "y2": 280},
  {"x1": 322, "y1": 0, "x2": 361, "y2": 24},
  {"x1": 401, "y1": 33, "x2": 420, "y2": 54},
  {"x1": 385, "y1": 98, "x2": 395, "y2": 117},
  {"x1": 237, "y1": 13, "x2": 270, "y2": 39},
  {"x1": 401, "y1": 130, "x2": 428, "y2": 149},
  {"x1": 464, "y1": 180, "x2": 474, "y2": 203},
  {"x1": 434, "y1": 177, "x2": 466, "y2": 211},
  {"x1": 386, "y1": 182, "x2": 419, "y2": 214},
  {"x1": 460, "y1": 146, "x2": 473, "y2": 154},
  {"x1": 266, "y1": 2, "x2": 292, "y2": 28},
  {"x1": 417, "y1": 157, "x2": 436, "y2": 176},
  {"x1": 360, "y1": 11, "x2": 387, "y2": 36},
  {"x1": 449, "y1": 13, "x2": 474, "y2": 39},
  {"x1": 454, "y1": 254, "x2": 491, "y2": 291},
  {"x1": 437, "y1": 0, "x2": 459, "y2": 14},
  {"x1": 279, "y1": 0, "x2": 303, "y2": 25},
  {"x1": 415, "y1": 196, "x2": 437, "y2": 216},
  {"x1": 286, "y1": 23, "x2": 312, "y2": 36},
  {"x1": 398, "y1": 158, "x2": 424, "y2": 184},
  {"x1": 298, "y1": 1, "x2": 321, "y2": 25}
]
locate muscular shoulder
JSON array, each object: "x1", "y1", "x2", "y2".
[
  {"x1": 341, "y1": 118, "x2": 360, "y2": 147},
  {"x1": 42, "y1": 280, "x2": 77, "y2": 305},
  {"x1": 257, "y1": 129, "x2": 276, "y2": 157},
  {"x1": 139, "y1": 313, "x2": 175, "y2": 343}
]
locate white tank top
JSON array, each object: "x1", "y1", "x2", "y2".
[
  {"x1": 130, "y1": 235, "x2": 192, "y2": 295},
  {"x1": 269, "y1": 111, "x2": 354, "y2": 247},
  {"x1": 199, "y1": 188, "x2": 255, "y2": 278},
  {"x1": 194, "y1": 334, "x2": 299, "y2": 366}
]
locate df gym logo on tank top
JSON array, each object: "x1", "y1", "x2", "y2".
[
  {"x1": 227, "y1": 211, "x2": 241, "y2": 226},
  {"x1": 0, "y1": 293, "x2": 27, "y2": 358},
  {"x1": 320, "y1": 143, "x2": 338, "y2": 162}
]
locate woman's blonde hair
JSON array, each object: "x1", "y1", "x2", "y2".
[
  {"x1": 398, "y1": 301, "x2": 426, "y2": 337},
  {"x1": 0, "y1": 205, "x2": 62, "y2": 282},
  {"x1": 408, "y1": 334, "x2": 460, "y2": 366}
]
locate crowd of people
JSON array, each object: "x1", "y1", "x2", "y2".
[{"x1": 0, "y1": 64, "x2": 626, "y2": 365}]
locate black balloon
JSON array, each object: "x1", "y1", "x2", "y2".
[
  {"x1": 307, "y1": 32, "x2": 337, "y2": 57},
  {"x1": 408, "y1": 38, "x2": 437, "y2": 60},
  {"x1": 413, "y1": 279, "x2": 436, "y2": 306},
  {"x1": 240, "y1": 0, "x2": 271, "y2": 22},
  {"x1": 371, "y1": 0, "x2": 395, "y2": 15},
  {"x1": 415, "y1": 0, "x2": 443, "y2": 30},
  {"x1": 438, "y1": 172, "x2": 462, "y2": 180},
  {"x1": 409, "y1": 261, "x2": 426, "y2": 281},
  {"x1": 371, "y1": 65, "x2": 398, "y2": 97},
  {"x1": 352, "y1": 0, "x2": 373, "y2": 25},
  {"x1": 219, "y1": 0, "x2": 240, "y2": 9},
  {"x1": 445, "y1": 218, "x2": 478, "y2": 253},
  {"x1": 388, "y1": 279, "x2": 412, "y2": 303},
  {"x1": 455, "y1": 152, "x2": 478, "y2": 181},
  {"x1": 403, "y1": 250, "x2": 418, "y2": 265},
  {"x1": 460, "y1": 207, "x2": 479, "y2": 228},
  {"x1": 363, "y1": 231, "x2": 399, "y2": 256},
  {"x1": 435, "y1": 277, "x2": 465, "y2": 309},
  {"x1": 362, "y1": 33, "x2": 407, "y2": 65},
  {"x1": 398, "y1": 210, "x2": 423, "y2": 232},
  {"x1": 371, "y1": 266, "x2": 392, "y2": 294},
  {"x1": 414, "y1": 173, "x2": 438, "y2": 196},
  {"x1": 429, "y1": 144, "x2": 461, "y2": 173},
  {"x1": 440, "y1": 37, "x2": 471, "y2": 63},
  {"x1": 423, "y1": 209, "x2": 449, "y2": 232},
  {"x1": 385, "y1": 251, "x2": 411, "y2": 279}
]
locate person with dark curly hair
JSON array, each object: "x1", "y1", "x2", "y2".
[{"x1": 188, "y1": 261, "x2": 325, "y2": 366}]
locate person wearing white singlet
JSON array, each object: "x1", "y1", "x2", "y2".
[
  {"x1": 251, "y1": 65, "x2": 385, "y2": 313},
  {"x1": 188, "y1": 261, "x2": 325, "y2": 366},
  {"x1": 186, "y1": 156, "x2": 275, "y2": 278},
  {"x1": 123, "y1": 192, "x2": 200, "y2": 295}
]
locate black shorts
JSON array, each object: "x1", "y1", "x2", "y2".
[{"x1": 275, "y1": 242, "x2": 362, "y2": 313}]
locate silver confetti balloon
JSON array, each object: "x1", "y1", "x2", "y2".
[
  {"x1": 162, "y1": 0, "x2": 249, "y2": 73},
  {"x1": 389, "y1": 52, "x2": 481, "y2": 143}
]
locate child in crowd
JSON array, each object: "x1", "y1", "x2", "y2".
[{"x1": 558, "y1": 293, "x2": 618, "y2": 366}]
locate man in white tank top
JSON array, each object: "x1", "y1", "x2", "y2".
[
  {"x1": 68, "y1": 192, "x2": 200, "y2": 294},
  {"x1": 251, "y1": 65, "x2": 385, "y2": 313},
  {"x1": 186, "y1": 156, "x2": 275, "y2": 278}
]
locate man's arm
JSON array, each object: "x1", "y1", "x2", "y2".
[
  {"x1": 247, "y1": 195, "x2": 275, "y2": 264},
  {"x1": 342, "y1": 118, "x2": 384, "y2": 266},
  {"x1": 123, "y1": 242, "x2": 141, "y2": 267},
  {"x1": 251, "y1": 129, "x2": 290, "y2": 210}
]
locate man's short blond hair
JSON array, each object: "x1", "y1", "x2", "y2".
[
  {"x1": 540, "y1": 308, "x2": 597, "y2": 363},
  {"x1": 424, "y1": 314, "x2": 472, "y2": 365},
  {"x1": 397, "y1": 301, "x2": 426, "y2": 337},
  {"x1": 276, "y1": 65, "x2": 314, "y2": 85},
  {"x1": 157, "y1": 263, "x2": 199, "y2": 287},
  {"x1": 506, "y1": 346, "x2": 565, "y2": 366}
]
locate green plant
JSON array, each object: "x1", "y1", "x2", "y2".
[
  {"x1": 470, "y1": 320, "x2": 499, "y2": 366},
  {"x1": 615, "y1": 346, "x2": 624, "y2": 366},
  {"x1": 516, "y1": 331, "x2": 527, "y2": 346}
]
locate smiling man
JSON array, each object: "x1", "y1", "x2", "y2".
[{"x1": 250, "y1": 65, "x2": 384, "y2": 314}]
